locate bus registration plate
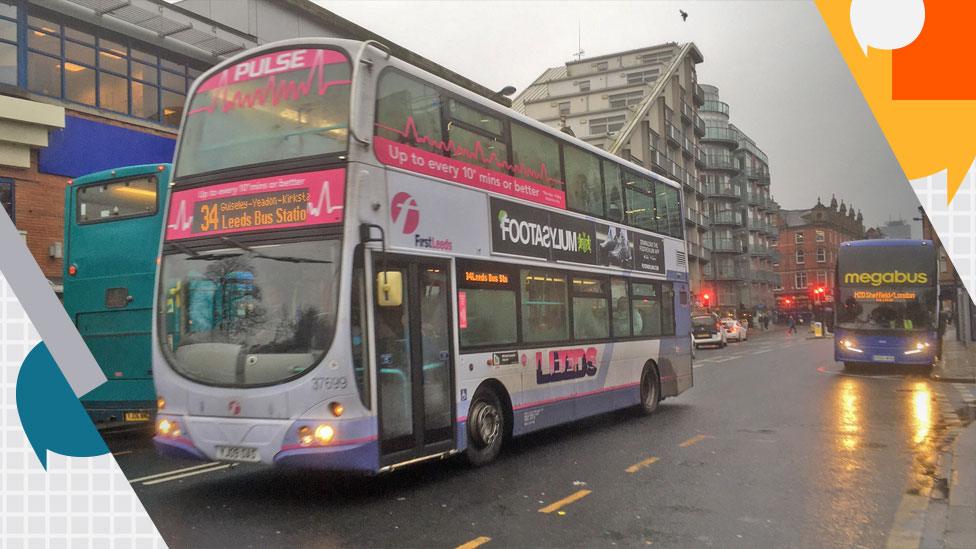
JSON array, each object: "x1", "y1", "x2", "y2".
[
  {"x1": 215, "y1": 445, "x2": 259, "y2": 462},
  {"x1": 872, "y1": 355, "x2": 896, "y2": 363}
]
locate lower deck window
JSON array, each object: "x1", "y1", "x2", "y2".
[
  {"x1": 521, "y1": 270, "x2": 569, "y2": 343},
  {"x1": 459, "y1": 288, "x2": 517, "y2": 347}
]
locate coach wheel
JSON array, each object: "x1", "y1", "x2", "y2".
[
  {"x1": 639, "y1": 363, "x2": 661, "y2": 415},
  {"x1": 465, "y1": 387, "x2": 505, "y2": 466}
]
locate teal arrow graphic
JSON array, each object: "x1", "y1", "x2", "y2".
[{"x1": 15, "y1": 343, "x2": 109, "y2": 469}]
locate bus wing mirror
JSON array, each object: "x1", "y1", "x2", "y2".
[{"x1": 376, "y1": 271, "x2": 403, "y2": 307}]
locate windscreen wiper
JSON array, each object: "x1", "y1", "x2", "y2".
[
  {"x1": 218, "y1": 236, "x2": 333, "y2": 265},
  {"x1": 168, "y1": 241, "x2": 242, "y2": 262}
]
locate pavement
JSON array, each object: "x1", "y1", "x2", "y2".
[
  {"x1": 933, "y1": 339, "x2": 976, "y2": 383},
  {"x1": 103, "y1": 328, "x2": 975, "y2": 548}
]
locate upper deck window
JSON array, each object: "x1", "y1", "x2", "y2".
[
  {"x1": 76, "y1": 176, "x2": 158, "y2": 225},
  {"x1": 176, "y1": 48, "x2": 351, "y2": 178}
]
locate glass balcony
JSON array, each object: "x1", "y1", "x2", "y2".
[
  {"x1": 682, "y1": 136, "x2": 695, "y2": 158},
  {"x1": 686, "y1": 208, "x2": 709, "y2": 228},
  {"x1": 702, "y1": 126, "x2": 739, "y2": 148},
  {"x1": 748, "y1": 244, "x2": 770, "y2": 257},
  {"x1": 705, "y1": 183, "x2": 741, "y2": 200},
  {"x1": 681, "y1": 101, "x2": 694, "y2": 125},
  {"x1": 694, "y1": 115, "x2": 706, "y2": 137},
  {"x1": 666, "y1": 122, "x2": 682, "y2": 147},
  {"x1": 708, "y1": 266, "x2": 745, "y2": 281},
  {"x1": 693, "y1": 84, "x2": 705, "y2": 106},
  {"x1": 745, "y1": 218, "x2": 763, "y2": 231},
  {"x1": 704, "y1": 153, "x2": 740, "y2": 172},
  {"x1": 764, "y1": 223, "x2": 779, "y2": 236},
  {"x1": 710, "y1": 237, "x2": 742, "y2": 253},
  {"x1": 701, "y1": 100, "x2": 729, "y2": 116},
  {"x1": 695, "y1": 145, "x2": 706, "y2": 168}
]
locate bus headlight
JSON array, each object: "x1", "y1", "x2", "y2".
[
  {"x1": 314, "y1": 424, "x2": 335, "y2": 444},
  {"x1": 298, "y1": 426, "x2": 313, "y2": 446},
  {"x1": 157, "y1": 418, "x2": 181, "y2": 437},
  {"x1": 841, "y1": 338, "x2": 863, "y2": 353}
]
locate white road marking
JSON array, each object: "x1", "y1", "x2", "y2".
[
  {"x1": 142, "y1": 463, "x2": 236, "y2": 486},
  {"x1": 751, "y1": 349, "x2": 772, "y2": 355},
  {"x1": 129, "y1": 462, "x2": 222, "y2": 484}
]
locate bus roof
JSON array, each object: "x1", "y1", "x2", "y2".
[
  {"x1": 181, "y1": 38, "x2": 681, "y2": 192},
  {"x1": 840, "y1": 239, "x2": 932, "y2": 248},
  {"x1": 71, "y1": 164, "x2": 171, "y2": 187}
]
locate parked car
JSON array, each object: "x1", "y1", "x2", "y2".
[
  {"x1": 692, "y1": 314, "x2": 727, "y2": 348},
  {"x1": 721, "y1": 318, "x2": 748, "y2": 342}
]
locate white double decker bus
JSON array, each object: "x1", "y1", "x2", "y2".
[{"x1": 152, "y1": 39, "x2": 693, "y2": 472}]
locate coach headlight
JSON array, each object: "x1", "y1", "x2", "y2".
[
  {"x1": 841, "y1": 338, "x2": 863, "y2": 353},
  {"x1": 905, "y1": 341, "x2": 930, "y2": 355}
]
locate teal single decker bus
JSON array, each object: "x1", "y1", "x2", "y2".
[{"x1": 63, "y1": 164, "x2": 170, "y2": 429}]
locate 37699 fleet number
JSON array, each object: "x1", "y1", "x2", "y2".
[{"x1": 312, "y1": 376, "x2": 348, "y2": 391}]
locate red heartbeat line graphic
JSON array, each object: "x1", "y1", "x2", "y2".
[
  {"x1": 189, "y1": 52, "x2": 351, "y2": 116},
  {"x1": 375, "y1": 116, "x2": 565, "y2": 188}
]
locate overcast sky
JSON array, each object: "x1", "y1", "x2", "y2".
[{"x1": 322, "y1": 0, "x2": 921, "y2": 234}]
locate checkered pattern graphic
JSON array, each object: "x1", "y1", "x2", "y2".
[
  {"x1": 912, "y1": 168, "x2": 976, "y2": 302},
  {"x1": 1, "y1": 273, "x2": 166, "y2": 547}
]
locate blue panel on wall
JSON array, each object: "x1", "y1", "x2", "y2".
[{"x1": 38, "y1": 115, "x2": 176, "y2": 178}]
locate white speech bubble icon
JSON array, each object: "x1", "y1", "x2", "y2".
[{"x1": 850, "y1": 0, "x2": 925, "y2": 55}]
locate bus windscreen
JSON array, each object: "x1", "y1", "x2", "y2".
[
  {"x1": 836, "y1": 245, "x2": 937, "y2": 332},
  {"x1": 175, "y1": 48, "x2": 351, "y2": 178}
]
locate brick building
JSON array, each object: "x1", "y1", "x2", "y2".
[
  {"x1": 774, "y1": 195, "x2": 864, "y2": 320},
  {"x1": 1, "y1": 0, "x2": 504, "y2": 292}
]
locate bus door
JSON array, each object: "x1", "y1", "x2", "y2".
[{"x1": 373, "y1": 256, "x2": 455, "y2": 463}]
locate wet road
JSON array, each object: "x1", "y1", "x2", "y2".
[{"x1": 108, "y1": 329, "x2": 971, "y2": 548}]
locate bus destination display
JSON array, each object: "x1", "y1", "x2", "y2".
[
  {"x1": 195, "y1": 189, "x2": 309, "y2": 234},
  {"x1": 165, "y1": 168, "x2": 345, "y2": 240}
]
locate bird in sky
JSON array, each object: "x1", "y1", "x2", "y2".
[{"x1": 680, "y1": 9, "x2": 688, "y2": 22}]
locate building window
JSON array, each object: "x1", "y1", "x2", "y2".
[
  {"x1": 589, "y1": 114, "x2": 626, "y2": 135},
  {"x1": 0, "y1": 178, "x2": 13, "y2": 222},
  {"x1": 608, "y1": 90, "x2": 643, "y2": 109},
  {"x1": 626, "y1": 69, "x2": 659, "y2": 85},
  {"x1": 594, "y1": 61, "x2": 608, "y2": 72},
  {"x1": 796, "y1": 249, "x2": 805, "y2": 264},
  {"x1": 639, "y1": 51, "x2": 670, "y2": 65},
  {"x1": 795, "y1": 232, "x2": 804, "y2": 244},
  {"x1": 795, "y1": 272, "x2": 807, "y2": 289},
  {"x1": 815, "y1": 230, "x2": 825, "y2": 242},
  {"x1": 558, "y1": 101, "x2": 570, "y2": 116},
  {"x1": 0, "y1": 1, "x2": 17, "y2": 85},
  {"x1": 816, "y1": 247, "x2": 826, "y2": 263},
  {"x1": 23, "y1": 8, "x2": 201, "y2": 126},
  {"x1": 817, "y1": 271, "x2": 827, "y2": 285},
  {"x1": 578, "y1": 80, "x2": 590, "y2": 92}
]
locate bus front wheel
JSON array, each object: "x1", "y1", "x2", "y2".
[
  {"x1": 639, "y1": 363, "x2": 661, "y2": 415},
  {"x1": 465, "y1": 387, "x2": 505, "y2": 466}
]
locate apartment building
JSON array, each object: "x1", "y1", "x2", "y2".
[
  {"x1": 698, "y1": 84, "x2": 779, "y2": 315},
  {"x1": 513, "y1": 43, "x2": 709, "y2": 297}
]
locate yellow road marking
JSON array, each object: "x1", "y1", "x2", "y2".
[
  {"x1": 538, "y1": 489, "x2": 591, "y2": 514},
  {"x1": 455, "y1": 536, "x2": 491, "y2": 549},
  {"x1": 625, "y1": 456, "x2": 659, "y2": 473},
  {"x1": 679, "y1": 434, "x2": 709, "y2": 448}
]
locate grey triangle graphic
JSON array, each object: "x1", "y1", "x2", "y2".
[{"x1": 0, "y1": 208, "x2": 105, "y2": 396}]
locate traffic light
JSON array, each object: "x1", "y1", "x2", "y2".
[{"x1": 702, "y1": 293, "x2": 711, "y2": 308}]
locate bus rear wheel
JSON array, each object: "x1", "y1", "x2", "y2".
[
  {"x1": 465, "y1": 387, "x2": 505, "y2": 466},
  {"x1": 639, "y1": 363, "x2": 661, "y2": 415}
]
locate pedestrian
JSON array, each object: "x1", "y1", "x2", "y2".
[
  {"x1": 787, "y1": 315, "x2": 796, "y2": 335},
  {"x1": 763, "y1": 314, "x2": 770, "y2": 331}
]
